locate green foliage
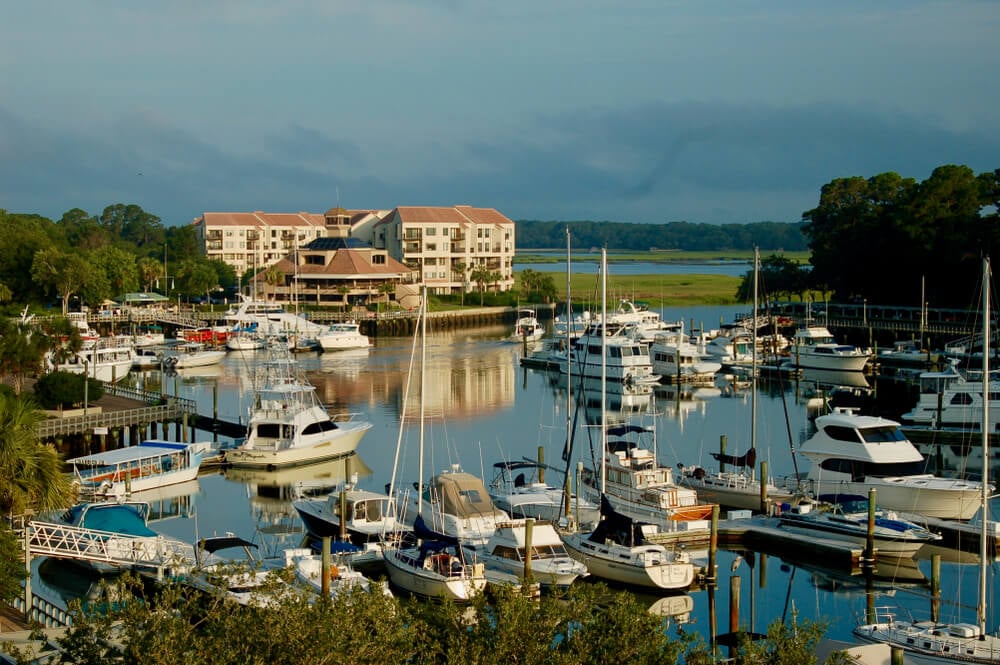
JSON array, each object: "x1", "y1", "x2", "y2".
[
  {"x1": 0, "y1": 525, "x2": 27, "y2": 605},
  {"x1": 517, "y1": 269, "x2": 558, "y2": 304},
  {"x1": 0, "y1": 391, "x2": 74, "y2": 515},
  {"x1": 32, "y1": 371, "x2": 104, "y2": 409},
  {"x1": 41, "y1": 574, "x2": 849, "y2": 665},
  {"x1": 803, "y1": 165, "x2": 1000, "y2": 307}
]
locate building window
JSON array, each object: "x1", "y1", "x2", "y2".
[
  {"x1": 426, "y1": 227, "x2": 436, "y2": 236},
  {"x1": 372, "y1": 254, "x2": 386, "y2": 265},
  {"x1": 426, "y1": 243, "x2": 437, "y2": 252}
]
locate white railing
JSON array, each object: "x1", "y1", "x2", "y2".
[{"x1": 28, "y1": 520, "x2": 195, "y2": 574}]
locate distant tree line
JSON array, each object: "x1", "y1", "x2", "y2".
[{"x1": 514, "y1": 220, "x2": 809, "y2": 252}]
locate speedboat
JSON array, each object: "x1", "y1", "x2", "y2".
[
  {"x1": 224, "y1": 349, "x2": 372, "y2": 469},
  {"x1": 162, "y1": 342, "x2": 226, "y2": 369},
  {"x1": 317, "y1": 321, "x2": 371, "y2": 351},
  {"x1": 511, "y1": 308, "x2": 544, "y2": 342},
  {"x1": 561, "y1": 495, "x2": 695, "y2": 590},
  {"x1": 795, "y1": 407, "x2": 987, "y2": 520},
  {"x1": 776, "y1": 494, "x2": 941, "y2": 557},
  {"x1": 901, "y1": 364, "x2": 1000, "y2": 432},
  {"x1": 185, "y1": 534, "x2": 293, "y2": 608},
  {"x1": 465, "y1": 519, "x2": 589, "y2": 589}
]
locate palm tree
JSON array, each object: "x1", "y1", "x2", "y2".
[{"x1": 0, "y1": 392, "x2": 74, "y2": 516}]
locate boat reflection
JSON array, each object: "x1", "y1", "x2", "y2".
[
  {"x1": 129, "y1": 478, "x2": 200, "y2": 523},
  {"x1": 223, "y1": 453, "x2": 373, "y2": 555}
]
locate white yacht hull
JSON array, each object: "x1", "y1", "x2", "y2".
[{"x1": 225, "y1": 422, "x2": 371, "y2": 469}]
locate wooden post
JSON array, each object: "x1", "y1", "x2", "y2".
[
  {"x1": 758, "y1": 460, "x2": 768, "y2": 514},
  {"x1": 524, "y1": 518, "x2": 534, "y2": 585},
  {"x1": 707, "y1": 504, "x2": 720, "y2": 584},
  {"x1": 339, "y1": 488, "x2": 348, "y2": 542},
  {"x1": 718, "y1": 435, "x2": 728, "y2": 473},
  {"x1": 729, "y1": 574, "x2": 741, "y2": 661},
  {"x1": 537, "y1": 446, "x2": 545, "y2": 484},
  {"x1": 864, "y1": 488, "x2": 876, "y2": 565},
  {"x1": 321, "y1": 536, "x2": 331, "y2": 597}
]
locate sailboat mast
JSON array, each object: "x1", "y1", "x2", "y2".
[
  {"x1": 979, "y1": 257, "x2": 989, "y2": 638},
  {"x1": 600, "y1": 248, "x2": 607, "y2": 495},
  {"x1": 563, "y1": 226, "x2": 574, "y2": 516},
  {"x1": 751, "y1": 246, "x2": 759, "y2": 470},
  {"x1": 418, "y1": 287, "x2": 427, "y2": 519}
]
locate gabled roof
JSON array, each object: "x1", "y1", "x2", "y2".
[
  {"x1": 376, "y1": 205, "x2": 514, "y2": 227},
  {"x1": 195, "y1": 211, "x2": 327, "y2": 227},
  {"x1": 270, "y1": 246, "x2": 412, "y2": 279}
]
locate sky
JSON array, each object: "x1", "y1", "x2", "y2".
[{"x1": 1, "y1": 1, "x2": 998, "y2": 227}]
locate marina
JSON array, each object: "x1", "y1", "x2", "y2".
[{"x1": 9, "y1": 302, "x2": 999, "y2": 651}]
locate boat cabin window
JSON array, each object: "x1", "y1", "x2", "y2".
[
  {"x1": 257, "y1": 423, "x2": 282, "y2": 438},
  {"x1": 302, "y1": 420, "x2": 338, "y2": 435},
  {"x1": 459, "y1": 488, "x2": 486, "y2": 504},
  {"x1": 858, "y1": 426, "x2": 906, "y2": 444},
  {"x1": 950, "y1": 392, "x2": 974, "y2": 406},
  {"x1": 819, "y1": 458, "x2": 927, "y2": 478}
]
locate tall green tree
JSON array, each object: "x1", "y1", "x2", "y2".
[
  {"x1": 93, "y1": 245, "x2": 140, "y2": 298},
  {"x1": 0, "y1": 211, "x2": 61, "y2": 304},
  {"x1": 31, "y1": 248, "x2": 92, "y2": 315}
]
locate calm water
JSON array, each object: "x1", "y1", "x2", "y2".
[
  {"x1": 517, "y1": 259, "x2": 751, "y2": 277},
  {"x1": 42, "y1": 304, "x2": 1000, "y2": 645}
]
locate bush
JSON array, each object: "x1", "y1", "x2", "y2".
[{"x1": 32, "y1": 370, "x2": 104, "y2": 409}]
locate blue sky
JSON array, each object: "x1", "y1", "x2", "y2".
[{"x1": 2, "y1": 1, "x2": 997, "y2": 227}]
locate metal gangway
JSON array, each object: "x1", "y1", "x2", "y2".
[{"x1": 26, "y1": 520, "x2": 197, "y2": 579}]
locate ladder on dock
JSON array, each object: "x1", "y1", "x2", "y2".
[{"x1": 25, "y1": 520, "x2": 196, "y2": 577}]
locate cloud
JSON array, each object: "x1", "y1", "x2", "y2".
[{"x1": 1, "y1": 98, "x2": 997, "y2": 227}]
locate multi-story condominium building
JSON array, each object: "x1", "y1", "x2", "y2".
[
  {"x1": 192, "y1": 208, "x2": 384, "y2": 276},
  {"x1": 192, "y1": 204, "x2": 515, "y2": 303},
  {"x1": 371, "y1": 205, "x2": 516, "y2": 296}
]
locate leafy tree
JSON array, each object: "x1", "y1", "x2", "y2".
[
  {"x1": 0, "y1": 391, "x2": 74, "y2": 516},
  {"x1": 33, "y1": 370, "x2": 104, "y2": 409},
  {"x1": 93, "y1": 245, "x2": 140, "y2": 298},
  {"x1": 31, "y1": 248, "x2": 92, "y2": 314},
  {"x1": 57, "y1": 208, "x2": 108, "y2": 251},
  {"x1": 0, "y1": 315, "x2": 65, "y2": 395},
  {"x1": 176, "y1": 259, "x2": 219, "y2": 301},
  {"x1": 0, "y1": 211, "x2": 61, "y2": 304}
]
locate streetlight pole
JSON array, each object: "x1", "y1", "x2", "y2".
[{"x1": 83, "y1": 360, "x2": 89, "y2": 417}]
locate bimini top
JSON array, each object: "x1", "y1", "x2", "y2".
[{"x1": 67, "y1": 441, "x2": 195, "y2": 467}]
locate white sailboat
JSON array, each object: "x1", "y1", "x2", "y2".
[
  {"x1": 381, "y1": 291, "x2": 488, "y2": 600},
  {"x1": 562, "y1": 248, "x2": 697, "y2": 589},
  {"x1": 853, "y1": 256, "x2": 1000, "y2": 663},
  {"x1": 677, "y1": 247, "x2": 795, "y2": 511}
]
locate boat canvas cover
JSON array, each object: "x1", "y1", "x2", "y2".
[
  {"x1": 68, "y1": 503, "x2": 157, "y2": 537},
  {"x1": 434, "y1": 472, "x2": 505, "y2": 519},
  {"x1": 68, "y1": 441, "x2": 193, "y2": 467}
]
